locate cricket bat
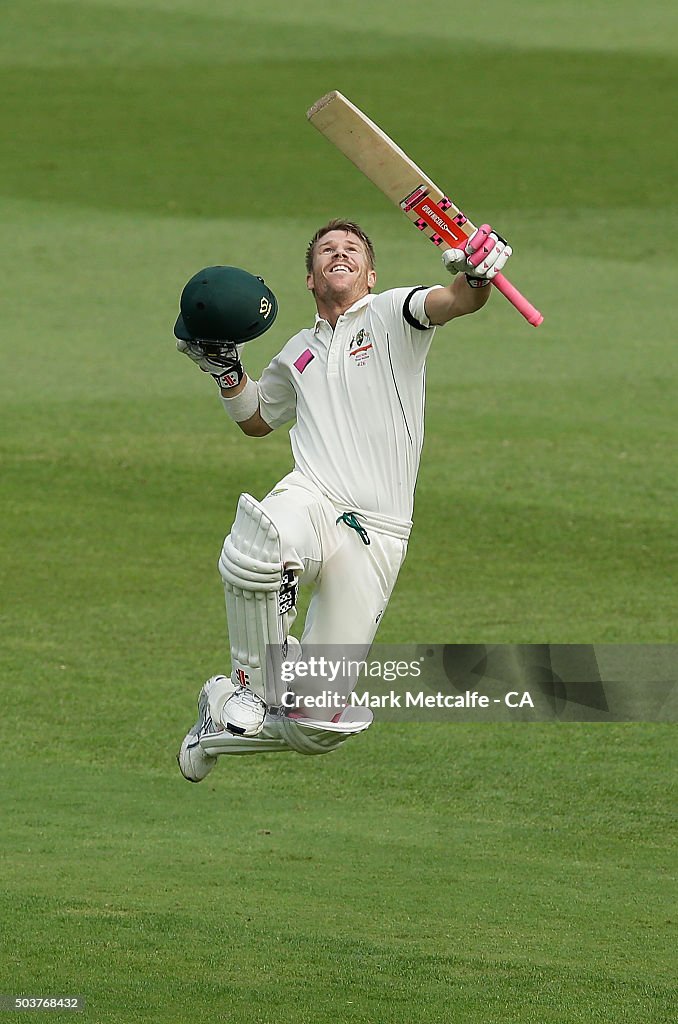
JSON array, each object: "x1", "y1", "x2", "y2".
[{"x1": 307, "y1": 91, "x2": 543, "y2": 328}]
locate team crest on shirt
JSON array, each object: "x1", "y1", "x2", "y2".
[{"x1": 348, "y1": 328, "x2": 373, "y2": 367}]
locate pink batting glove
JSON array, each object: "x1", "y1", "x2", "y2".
[{"x1": 442, "y1": 224, "x2": 513, "y2": 285}]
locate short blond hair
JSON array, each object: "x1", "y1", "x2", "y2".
[{"x1": 305, "y1": 219, "x2": 376, "y2": 273}]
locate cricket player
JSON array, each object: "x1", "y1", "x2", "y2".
[{"x1": 176, "y1": 219, "x2": 511, "y2": 780}]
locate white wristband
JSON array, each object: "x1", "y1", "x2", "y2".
[{"x1": 220, "y1": 375, "x2": 260, "y2": 423}]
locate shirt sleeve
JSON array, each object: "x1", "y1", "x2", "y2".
[
  {"x1": 405, "y1": 285, "x2": 444, "y2": 329},
  {"x1": 372, "y1": 286, "x2": 441, "y2": 335},
  {"x1": 371, "y1": 287, "x2": 441, "y2": 373},
  {"x1": 256, "y1": 353, "x2": 297, "y2": 429}
]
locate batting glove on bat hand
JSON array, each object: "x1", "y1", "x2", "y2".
[
  {"x1": 176, "y1": 337, "x2": 244, "y2": 389},
  {"x1": 442, "y1": 224, "x2": 512, "y2": 287}
]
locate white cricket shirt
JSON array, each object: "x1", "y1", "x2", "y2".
[{"x1": 255, "y1": 286, "x2": 442, "y2": 535}]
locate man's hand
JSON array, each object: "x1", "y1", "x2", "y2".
[
  {"x1": 442, "y1": 224, "x2": 512, "y2": 287},
  {"x1": 176, "y1": 337, "x2": 244, "y2": 389}
]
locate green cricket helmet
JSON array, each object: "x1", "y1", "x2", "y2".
[{"x1": 174, "y1": 265, "x2": 278, "y2": 348}]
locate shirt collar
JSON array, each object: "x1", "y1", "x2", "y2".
[{"x1": 313, "y1": 292, "x2": 374, "y2": 333}]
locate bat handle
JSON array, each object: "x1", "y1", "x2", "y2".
[{"x1": 492, "y1": 273, "x2": 544, "y2": 327}]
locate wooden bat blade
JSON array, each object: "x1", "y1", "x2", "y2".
[
  {"x1": 307, "y1": 92, "x2": 441, "y2": 207},
  {"x1": 307, "y1": 91, "x2": 474, "y2": 249},
  {"x1": 307, "y1": 91, "x2": 543, "y2": 328}
]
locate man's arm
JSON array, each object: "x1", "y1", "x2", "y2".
[
  {"x1": 424, "y1": 274, "x2": 491, "y2": 325},
  {"x1": 220, "y1": 377, "x2": 272, "y2": 436},
  {"x1": 175, "y1": 339, "x2": 273, "y2": 436}
]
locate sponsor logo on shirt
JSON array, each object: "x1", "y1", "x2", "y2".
[{"x1": 348, "y1": 329, "x2": 373, "y2": 367}]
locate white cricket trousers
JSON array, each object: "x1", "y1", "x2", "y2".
[{"x1": 260, "y1": 470, "x2": 408, "y2": 651}]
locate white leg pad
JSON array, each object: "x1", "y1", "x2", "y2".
[
  {"x1": 199, "y1": 731, "x2": 292, "y2": 756},
  {"x1": 199, "y1": 705, "x2": 373, "y2": 757},
  {"x1": 276, "y1": 706, "x2": 374, "y2": 756},
  {"x1": 218, "y1": 493, "x2": 291, "y2": 706}
]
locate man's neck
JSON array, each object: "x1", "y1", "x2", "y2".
[{"x1": 315, "y1": 292, "x2": 368, "y2": 329}]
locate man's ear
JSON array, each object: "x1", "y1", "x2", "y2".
[
  {"x1": 306, "y1": 273, "x2": 315, "y2": 292},
  {"x1": 367, "y1": 269, "x2": 377, "y2": 289}
]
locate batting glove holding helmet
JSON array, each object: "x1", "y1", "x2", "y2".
[
  {"x1": 174, "y1": 265, "x2": 278, "y2": 388},
  {"x1": 175, "y1": 337, "x2": 245, "y2": 389},
  {"x1": 442, "y1": 225, "x2": 512, "y2": 287}
]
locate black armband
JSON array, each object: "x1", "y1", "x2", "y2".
[{"x1": 403, "y1": 286, "x2": 431, "y2": 330}]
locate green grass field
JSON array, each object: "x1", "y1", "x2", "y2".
[{"x1": 1, "y1": 2, "x2": 676, "y2": 1021}]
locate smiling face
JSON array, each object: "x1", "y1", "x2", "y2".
[{"x1": 306, "y1": 229, "x2": 377, "y2": 313}]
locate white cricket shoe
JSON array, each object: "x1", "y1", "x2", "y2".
[
  {"x1": 176, "y1": 676, "x2": 225, "y2": 783},
  {"x1": 221, "y1": 684, "x2": 267, "y2": 737}
]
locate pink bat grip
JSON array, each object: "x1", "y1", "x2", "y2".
[{"x1": 492, "y1": 273, "x2": 544, "y2": 327}]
